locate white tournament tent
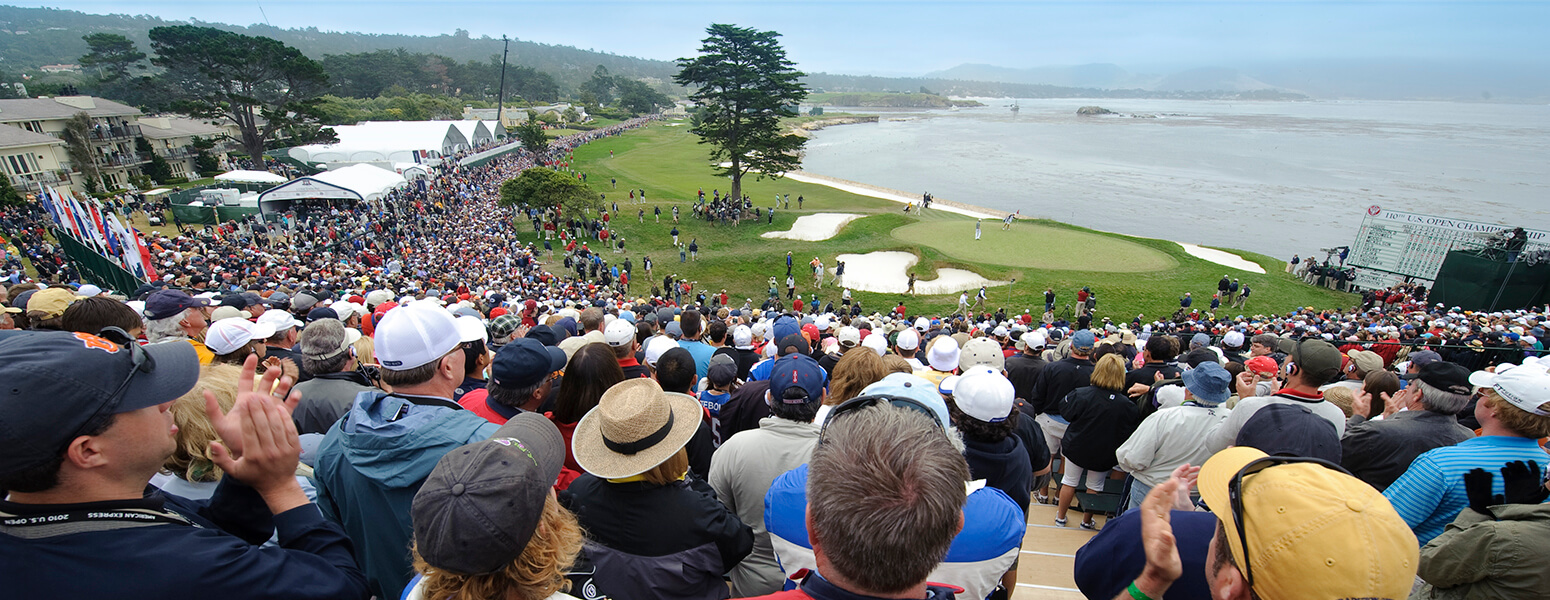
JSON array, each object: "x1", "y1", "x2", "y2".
[
  {"x1": 450, "y1": 120, "x2": 495, "y2": 148},
  {"x1": 256, "y1": 164, "x2": 406, "y2": 216},
  {"x1": 286, "y1": 121, "x2": 472, "y2": 165},
  {"x1": 215, "y1": 170, "x2": 288, "y2": 184}
]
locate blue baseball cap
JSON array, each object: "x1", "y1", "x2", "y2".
[
  {"x1": 1072, "y1": 329, "x2": 1096, "y2": 350},
  {"x1": 490, "y1": 338, "x2": 567, "y2": 389},
  {"x1": 858, "y1": 372, "x2": 949, "y2": 428},
  {"x1": 768, "y1": 354, "x2": 826, "y2": 404},
  {"x1": 144, "y1": 289, "x2": 211, "y2": 320},
  {"x1": 0, "y1": 330, "x2": 200, "y2": 477}
]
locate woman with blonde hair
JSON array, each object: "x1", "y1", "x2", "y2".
[
  {"x1": 1053, "y1": 353, "x2": 1142, "y2": 529},
  {"x1": 406, "y1": 414, "x2": 585, "y2": 600},
  {"x1": 826, "y1": 348, "x2": 889, "y2": 405},
  {"x1": 153, "y1": 364, "x2": 318, "y2": 502}
]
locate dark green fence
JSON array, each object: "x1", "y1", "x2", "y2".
[
  {"x1": 1431, "y1": 250, "x2": 1550, "y2": 311},
  {"x1": 50, "y1": 228, "x2": 145, "y2": 294}
]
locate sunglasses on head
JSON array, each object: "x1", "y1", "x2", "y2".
[
  {"x1": 1224, "y1": 455, "x2": 1351, "y2": 587},
  {"x1": 72, "y1": 326, "x2": 155, "y2": 440},
  {"x1": 819, "y1": 393, "x2": 942, "y2": 444}
]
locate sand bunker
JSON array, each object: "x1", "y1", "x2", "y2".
[
  {"x1": 1176, "y1": 243, "x2": 1265, "y2": 274},
  {"x1": 783, "y1": 172, "x2": 1002, "y2": 219},
  {"x1": 833, "y1": 251, "x2": 1006, "y2": 295},
  {"x1": 761, "y1": 212, "x2": 863, "y2": 241}
]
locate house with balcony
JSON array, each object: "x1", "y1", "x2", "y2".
[
  {"x1": 0, "y1": 123, "x2": 71, "y2": 194},
  {"x1": 136, "y1": 115, "x2": 234, "y2": 180},
  {"x1": 0, "y1": 95, "x2": 144, "y2": 191}
]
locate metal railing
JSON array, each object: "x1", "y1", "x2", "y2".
[
  {"x1": 88, "y1": 124, "x2": 141, "y2": 142},
  {"x1": 95, "y1": 153, "x2": 148, "y2": 168}
]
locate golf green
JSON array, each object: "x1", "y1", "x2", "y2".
[{"x1": 891, "y1": 221, "x2": 1177, "y2": 272}]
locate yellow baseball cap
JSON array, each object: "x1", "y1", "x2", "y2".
[
  {"x1": 1198, "y1": 447, "x2": 1417, "y2": 600},
  {"x1": 25, "y1": 287, "x2": 83, "y2": 320}
]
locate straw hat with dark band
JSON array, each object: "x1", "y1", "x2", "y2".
[{"x1": 572, "y1": 378, "x2": 702, "y2": 479}]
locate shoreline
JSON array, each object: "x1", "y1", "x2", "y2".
[{"x1": 782, "y1": 169, "x2": 1266, "y2": 273}]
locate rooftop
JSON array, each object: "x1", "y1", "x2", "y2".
[
  {"x1": 0, "y1": 123, "x2": 63, "y2": 150},
  {"x1": 137, "y1": 115, "x2": 228, "y2": 140},
  {"x1": 0, "y1": 96, "x2": 142, "y2": 123}
]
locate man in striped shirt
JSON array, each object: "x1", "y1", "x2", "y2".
[{"x1": 1383, "y1": 363, "x2": 1550, "y2": 544}]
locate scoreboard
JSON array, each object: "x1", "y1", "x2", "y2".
[{"x1": 1348, "y1": 205, "x2": 1549, "y2": 284}]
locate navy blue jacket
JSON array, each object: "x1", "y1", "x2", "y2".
[{"x1": 0, "y1": 478, "x2": 369, "y2": 600}]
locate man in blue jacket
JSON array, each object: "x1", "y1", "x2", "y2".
[
  {"x1": 0, "y1": 328, "x2": 370, "y2": 600},
  {"x1": 314, "y1": 304, "x2": 500, "y2": 600}
]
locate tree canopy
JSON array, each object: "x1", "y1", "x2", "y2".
[
  {"x1": 674, "y1": 24, "x2": 807, "y2": 202},
  {"x1": 149, "y1": 25, "x2": 335, "y2": 167},
  {"x1": 498, "y1": 168, "x2": 597, "y2": 214},
  {"x1": 78, "y1": 33, "x2": 145, "y2": 81},
  {"x1": 512, "y1": 119, "x2": 550, "y2": 156}
]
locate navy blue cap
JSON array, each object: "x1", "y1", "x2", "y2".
[
  {"x1": 491, "y1": 338, "x2": 567, "y2": 389},
  {"x1": 0, "y1": 330, "x2": 200, "y2": 477},
  {"x1": 1235, "y1": 403, "x2": 1340, "y2": 463},
  {"x1": 306, "y1": 306, "x2": 338, "y2": 322},
  {"x1": 144, "y1": 289, "x2": 211, "y2": 320},
  {"x1": 524, "y1": 324, "x2": 559, "y2": 347},
  {"x1": 769, "y1": 354, "x2": 825, "y2": 404}
]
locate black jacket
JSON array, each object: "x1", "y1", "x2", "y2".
[
  {"x1": 1005, "y1": 353, "x2": 1047, "y2": 414},
  {"x1": 1032, "y1": 356, "x2": 1094, "y2": 417},
  {"x1": 0, "y1": 479, "x2": 369, "y2": 600},
  {"x1": 964, "y1": 435, "x2": 1033, "y2": 516},
  {"x1": 1059, "y1": 386, "x2": 1143, "y2": 472},
  {"x1": 564, "y1": 474, "x2": 754, "y2": 600}
]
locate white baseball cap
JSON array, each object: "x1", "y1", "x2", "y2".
[
  {"x1": 605, "y1": 319, "x2": 636, "y2": 347},
  {"x1": 861, "y1": 331, "x2": 888, "y2": 356},
  {"x1": 927, "y1": 336, "x2": 961, "y2": 372},
  {"x1": 896, "y1": 328, "x2": 920, "y2": 351},
  {"x1": 453, "y1": 315, "x2": 488, "y2": 344},
  {"x1": 1469, "y1": 364, "x2": 1550, "y2": 416},
  {"x1": 1222, "y1": 330, "x2": 1245, "y2": 348},
  {"x1": 954, "y1": 371, "x2": 1015, "y2": 422},
  {"x1": 960, "y1": 337, "x2": 1005, "y2": 371},
  {"x1": 732, "y1": 325, "x2": 753, "y2": 350},
  {"x1": 376, "y1": 305, "x2": 462, "y2": 370},
  {"x1": 332, "y1": 301, "x2": 365, "y2": 322},
  {"x1": 206, "y1": 318, "x2": 277, "y2": 355},
  {"x1": 643, "y1": 335, "x2": 678, "y2": 367},
  {"x1": 836, "y1": 326, "x2": 861, "y2": 347},
  {"x1": 257, "y1": 309, "x2": 301, "y2": 332}
]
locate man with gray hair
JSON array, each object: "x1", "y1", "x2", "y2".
[
  {"x1": 746, "y1": 403, "x2": 968, "y2": 600},
  {"x1": 1340, "y1": 361, "x2": 1476, "y2": 491},
  {"x1": 291, "y1": 319, "x2": 376, "y2": 435}
]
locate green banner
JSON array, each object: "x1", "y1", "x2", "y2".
[{"x1": 50, "y1": 227, "x2": 144, "y2": 294}]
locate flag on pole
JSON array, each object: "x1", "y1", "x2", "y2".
[{"x1": 132, "y1": 227, "x2": 157, "y2": 281}]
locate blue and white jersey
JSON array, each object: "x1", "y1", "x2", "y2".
[{"x1": 764, "y1": 464, "x2": 1025, "y2": 600}]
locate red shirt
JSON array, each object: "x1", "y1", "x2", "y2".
[{"x1": 457, "y1": 389, "x2": 513, "y2": 424}]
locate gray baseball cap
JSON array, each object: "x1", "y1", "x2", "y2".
[{"x1": 411, "y1": 413, "x2": 565, "y2": 575}]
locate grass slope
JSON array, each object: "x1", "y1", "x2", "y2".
[{"x1": 519, "y1": 121, "x2": 1357, "y2": 320}]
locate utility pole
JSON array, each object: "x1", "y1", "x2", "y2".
[{"x1": 495, "y1": 35, "x2": 510, "y2": 137}]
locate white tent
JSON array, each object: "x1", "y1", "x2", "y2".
[
  {"x1": 450, "y1": 120, "x2": 495, "y2": 148},
  {"x1": 257, "y1": 164, "x2": 406, "y2": 216},
  {"x1": 215, "y1": 170, "x2": 288, "y2": 184},
  {"x1": 287, "y1": 121, "x2": 471, "y2": 165},
  {"x1": 393, "y1": 162, "x2": 432, "y2": 180}
]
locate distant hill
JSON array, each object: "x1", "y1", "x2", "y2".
[
  {"x1": 926, "y1": 59, "x2": 1550, "y2": 101},
  {"x1": 924, "y1": 63, "x2": 1139, "y2": 89},
  {"x1": 0, "y1": 5, "x2": 679, "y2": 89}
]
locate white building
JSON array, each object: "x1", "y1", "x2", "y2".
[{"x1": 286, "y1": 120, "x2": 494, "y2": 169}]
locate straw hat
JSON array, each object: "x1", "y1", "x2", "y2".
[{"x1": 572, "y1": 378, "x2": 702, "y2": 479}]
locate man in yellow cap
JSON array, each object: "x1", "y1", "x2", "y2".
[{"x1": 1118, "y1": 447, "x2": 1417, "y2": 600}]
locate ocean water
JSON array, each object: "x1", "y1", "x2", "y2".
[{"x1": 799, "y1": 99, "x2": 1550, "y2": 260}]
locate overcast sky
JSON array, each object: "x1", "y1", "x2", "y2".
[{"x1": 28, "y1": 1, "x2": 1549, "y2": 75}]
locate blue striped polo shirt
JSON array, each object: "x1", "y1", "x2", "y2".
[{"x1": 1382, "y1": 435, "x2": 1549, "y2": 545}]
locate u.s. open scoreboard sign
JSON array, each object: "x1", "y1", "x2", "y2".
[{"x1": 1348, "y1": 206, "x2": 1550, "y2": 287}]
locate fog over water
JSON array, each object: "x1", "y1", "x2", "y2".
[{"x1": 799, "y1": 99, "x2": 1550, "y2": 260}]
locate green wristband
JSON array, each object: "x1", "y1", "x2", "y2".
[{"x1": 1127, "y1": 581, "x2": 1155, "y2": 600}]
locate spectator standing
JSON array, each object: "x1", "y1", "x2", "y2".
[
  {"x1": 292, "y1": 319, "x2": 375, "y2": 435},
  {"x1": 1340, "y1": 361, "x2": 1476, "y2": 491},
  {"x1": 708, "y1": 354, "x2": 825, "y2": 596},
  {"x1": 1054, "y1": 353, "x2": 1143, "y2": 529},
  {"x1": 565, "y1": 378, "x2": 754, "y2": 600},
  {"x1": 313, "y1": 306, "x2": 502, "y2": 599},
  {"x1": 1116, "y1": 361, "x2": 1232, "y2": 510}
]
